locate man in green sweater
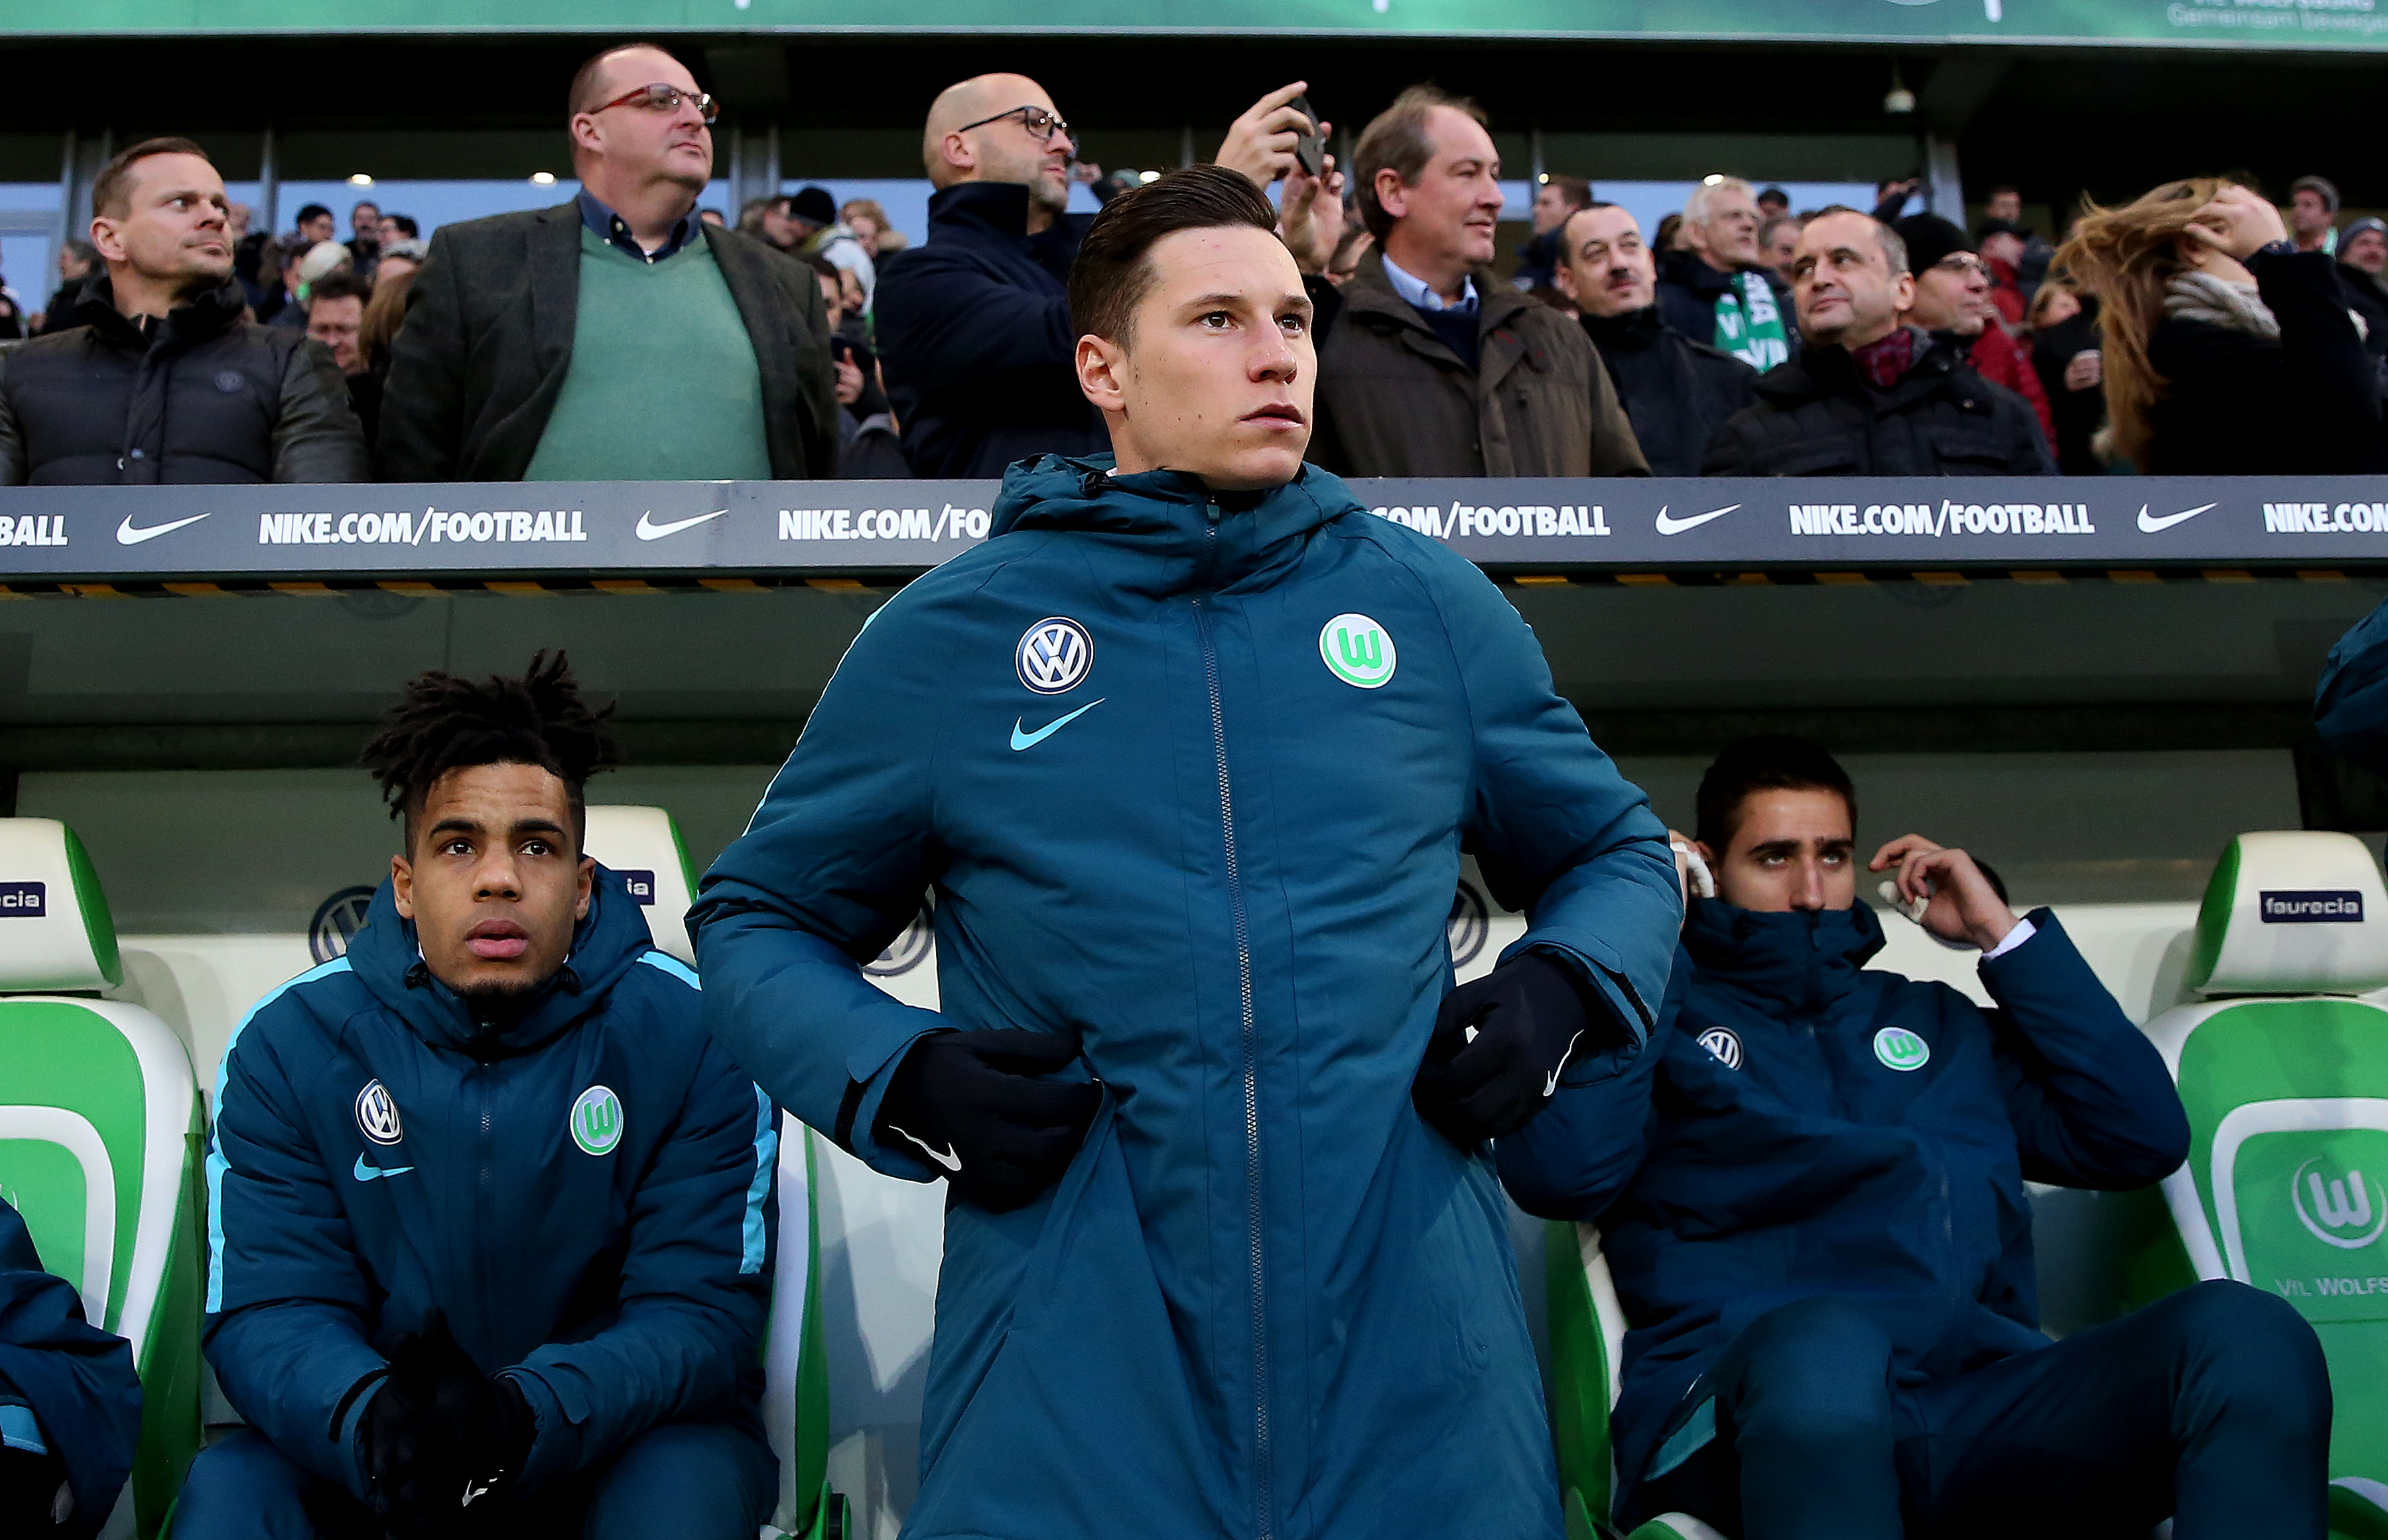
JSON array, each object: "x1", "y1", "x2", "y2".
[{"x1": 380, "y1": 42, "x2": 837, "y2": 481}]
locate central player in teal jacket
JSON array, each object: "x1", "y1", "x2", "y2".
[{"x1": 693, "y1": 168, "x2": 1680, "y2": 1539}]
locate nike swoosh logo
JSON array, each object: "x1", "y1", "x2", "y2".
[
  {"x1": 635, "y1": 509, "x2": 728, "y2": 541},
  {"x1": 1543, "y1": 1029, "x2": 1588, "y2": 1098},
  {"x1": 116, "y1": 512, "x2": 210, "y2": 545},
  {"x1": 887, "y1": 1125, "x2": 962, "y2": 1171},
  {"x1": 2136, "y1": 501, "x2": 2217, "y2": 534},
  {"x1": 352, "y1": 1154, "x2": 415, "y2": 1182},
  {"x1": 1010, "y1": 698, "x2": 1106, "y2": 751},
  {"x1": 1654, "y1": 503, "x2": 1741, "y2": 536}
]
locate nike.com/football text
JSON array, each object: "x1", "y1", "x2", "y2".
[{"x1": 257, "y1": 508, "x2": 590, "y2": 545}]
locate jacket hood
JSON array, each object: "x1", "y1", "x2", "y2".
[
  {"x1": 1680, "y1": 898, "x2": 1886, "y2": 1016},
  {"x1": 988, "y1": 453, "x2": 1360, "y2": 595},
  {"x1": 73, "y1": 273, "x2": 245, "y2": 353},
  {"x1": 343, "y1": 864, "x2": 659, "y2": 1058}
]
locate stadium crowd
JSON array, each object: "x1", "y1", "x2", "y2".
[
  {"x1": 0, "y1": 57, "x2": 2367, "y2": 1538},
  {"x1": 1, "y1": 40, "x2": 2383, "y2": 486}
]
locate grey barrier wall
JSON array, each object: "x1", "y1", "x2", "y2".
[{"x1": 3, "y1": 478, "x2": 2388, "y2": 578}]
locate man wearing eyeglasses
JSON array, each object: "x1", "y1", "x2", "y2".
[
  {"x1": 876, "y1": 73, "x2": 1327, "y2": 479},
  {"x1": 1891, "y1": 214, "x2": 2055, "y2": 450},
  {"x1": 379, "y1": 40, "x2": 836, "y2": 483}
]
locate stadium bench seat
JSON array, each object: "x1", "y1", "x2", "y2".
[
  {"x1": 0, "y1": 817, "x2": 204, "y2": 1538},
  {"x1": 581, "y1": 806, "x2": 848, "y2": 1539},
  {"x1": 2137, "y1": 830, "x2": 2388, "y2": 1536}
]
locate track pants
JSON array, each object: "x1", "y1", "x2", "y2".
[
  {"x1": 1626, "y1": 1280, "x2": 2332, "y2": 1540},
  {"x1": 172, "y1": 1419, "x2": 776, "y2": 1540}
]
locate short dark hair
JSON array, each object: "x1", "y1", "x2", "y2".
[
  {"x1": 361, "y1": 651, "x2": 619, "y2": 855},
  {"x1": 385, "y1": 214, "x2": 419, "y2": 238},
  {"x1": 1353, "y1": 84, "x2": 1490, "y2": 242},
  {"x1": 351, "y1": 200, "x2": 379, "y2": 216},
  {"x1": 1693, "y1": 736, "x2": 1857, "y2": 855},
  {"x1": 92, "y1": 137, "x2": 212, "y2": 220},
  {"x1": 1987, "y1": 183, "x2": 2021, "y2": 198},
  {"x1": 305, "y1": 269, "x2": 371, "y2": 310},
  {"x1": 295, "y1": 203, "x2": 333, "y2": 226},
  {"x1": 1068, "y1": 163, "x2": 1280, "y2": 346},
  {"x1": 568, "y1": 40, "x2": 683, "y2": 115},
  {"x1": 1542, "y1": 174, "x2": 1591, "y2": 210}
]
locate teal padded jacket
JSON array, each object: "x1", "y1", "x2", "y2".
[{"x1": 691, "y1": 456, "x2": 1679, "y2": 1540}]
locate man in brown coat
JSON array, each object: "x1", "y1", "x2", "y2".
[{"x1": 1307, "y1": 86, "x2": 1646, "y2": 478}]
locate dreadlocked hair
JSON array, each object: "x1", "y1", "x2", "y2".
[{"x1": 360, "y1": 651, "x2": 619, "y2": 852}]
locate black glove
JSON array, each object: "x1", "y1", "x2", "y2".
[
  {"x1": 364, "y1": 1309, "x2": 537, "y2": 1536},
  {"x1": 1413, "y1": 952, "x2": 1610, "y2": 1146},
  {"x1": 875, "y1": 1030, "x2": 1101, "y2": 1213},
  {"x1": 0, "y1": 1438, "x2": 68, "y2": 1530}
]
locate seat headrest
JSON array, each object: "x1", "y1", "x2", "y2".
[
  {"x1": 582, "y1": 805, "x2": 696, "y2": 965},
  {"x1": 0, "y1": 818, "x2": 121, "y2": 992},
  {"x1": 2187, "y1": 830, "x2": 2388, "y2": 995}
]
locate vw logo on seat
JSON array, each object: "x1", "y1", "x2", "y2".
[{"x1": 1017, "y1": 617, "x2": 1094, "y2": 694}]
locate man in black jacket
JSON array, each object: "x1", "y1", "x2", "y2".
[
  {"x1": 876, "y1": 74, "x2": 1323, "y2": 478},
  {"x1": 1655, "y1": 176, "x2": 1797, "y2": 372},
  {"x1": 1704, "y1": 208, "x2": 2051, "y2": 477},
  {"x1": 379, "y1": 42, "x2": 834, "y2": 481},
  {"x1": 0, "y1": 137, "x2": 366, "y2": 485},
  {"x1": 1554, "y1": 202, "x2": 1755, "y2": 477},
  {"x1": 2338, "y1": 215, "x2": 2388, "y2": 378}
]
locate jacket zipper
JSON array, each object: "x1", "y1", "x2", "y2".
[
  {"x1": 1194, "y1": 498, "x2": 1272, "y2": 1540},
  {"x1": 476, "y1": 1068, "x2": 496, "y2": 1335}
]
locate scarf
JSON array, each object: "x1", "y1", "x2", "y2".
[
  {"x1": 2163, "y1": 271, "x2": 2280, "y2": 340},
  {"x1": 1849, "y1": 326, "x2": 1919, "y2": 389},
  {"x1": 1711, "y1": 270, "x2": 1790, "y2": 370}
]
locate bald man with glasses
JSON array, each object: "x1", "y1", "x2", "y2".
[
  {"x1": 875, "y1": 72, "x2": 1333, "y2": 478},
  {"x1": 379, "y1": 40, "x2": 836, "y2": 482}
]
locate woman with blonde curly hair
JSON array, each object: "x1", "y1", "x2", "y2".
[{"x1": 2056, "y1": 178, "x2": 2383, "y2": 473}]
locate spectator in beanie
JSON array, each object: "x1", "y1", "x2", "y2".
[
  {"x1": 2289, "y1": 175, "x2": 2340, "y2": 255},
  {"x1": 275, "y1": 240, "x2": 353, "y2": 330},
  {"x1": 1658, "y1": 176, "x2": 1798, "y2": 371},
  {"x1": 1552, "y1": 202, "x2": 1755, "y2": 476},
  {"x1": 1974, "y1": 218, "x2": 2030, "y2": 327},
  {"x1": 1515, "y1": 173, "x2": 1590, "y2": 290},
  {"x1": 791, "y1": 186, "x2": 877, "y2": 308},
  {"x1": 1980, "y1": 186, "x2": 2054, "y2": 299},
  {"x1": 2337, "y1": 215, "x2": 2388, "y2": 374},
  {"x1": 379, "y1": 40, "x2": 834, "y2": 481},
  {"x1": 1894, "y1": 213, "x2": 2055, "y2": 448},
  {"x1": 0, "y1": 137, "x2": 366, "y2": 483},
  {"x1": 1703, "y1": 207, "x2": 2050, "y2": 476},
  {"x1": 2059, "y1": 178, "x2": 2383, "y2": 474}
]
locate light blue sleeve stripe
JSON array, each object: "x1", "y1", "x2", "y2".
[
  {"x1": 0, "y1": 1403, "x2": 47, "y2": 1456},
  {"x1": 637, "y1": 950, "x2": 701, "y2": 991},
  {"x1": 740, "y1": 1086, "x2": 776, "y2": 1277},
  {"x1": 207, "y1": 956, "x2": 353, "y2": 1316}
]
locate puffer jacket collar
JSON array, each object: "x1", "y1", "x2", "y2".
[
  {"x1": 1680, "y1": 897, "x2": 1886, "y2": 1019},
  {"x1": 342, "y1": 866, "x2": 655, "y2": 1060},
  {"x1": 70, "y1": 273, "x2": 245, "y2": 355},
  {"x1": 990, "y1": 452, "x2": 1357, "y2": 597},
  {"x1": 1755, "y1": 328, "x2": 1967, "y2": 415}
]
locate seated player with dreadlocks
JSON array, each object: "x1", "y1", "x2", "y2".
[{"x1": 174, "y1": 653, "x2": 780, "y2": 1540}]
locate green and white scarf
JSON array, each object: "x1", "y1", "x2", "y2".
[{"x1": 1711, "y1": 271, "x2": 1789, "y2": 370}]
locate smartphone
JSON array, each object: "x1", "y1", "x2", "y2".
[{"x1": 1288, "y1": 94, "x2": 1325, "y2": 178}]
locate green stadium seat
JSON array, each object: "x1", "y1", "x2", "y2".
[
  {"x1": 0, "y1": 817, "x2": 204, "y2": 1538},
  {"x1": 2140, "y1": 830, "x2": 2388, "y2": 1535},
  {"x1": 580, "y1": 805, "x2": 846, "y2": 1539}
]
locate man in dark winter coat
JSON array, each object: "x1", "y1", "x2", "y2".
[
  {"x1": 1502, "y1": 736, "x2": 2332, "y2": 1540},
  {"x1": 1892, "y1": 214, "x2": 2056, "y2": 448},
  {"x1": 1552, "y1": 203, "x2": 1755, "y2": 477},
  {"x1": 0, "y1": 137, "x2": 366, "y2": 485},
  {"x1": 1655, "y1": 176, "x2": 1798, "y2": 372},
  {"x1": 0, "y1": 1199, "x2": 142, "y2": 1539},
  {"x1": 694, "y1": 167, "x2": 1680, "y2": 1540},
  {"x1": 2336, "y1": 215, "x2": 2388, "y2": 376},
  {"x1": 174, "y1": 656, "x2": 779, "y2": 1540},
  {"x1": 1309, "y1": 85, "x2": 1646, "y2": 477},
  {"x1": 1704, "y1": 208, "x2": 2051, "y2": 476}
]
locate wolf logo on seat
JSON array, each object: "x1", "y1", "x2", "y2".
[{"x1": 2291, "y1": 1157, "x2": 2387, "y2": 1250}]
